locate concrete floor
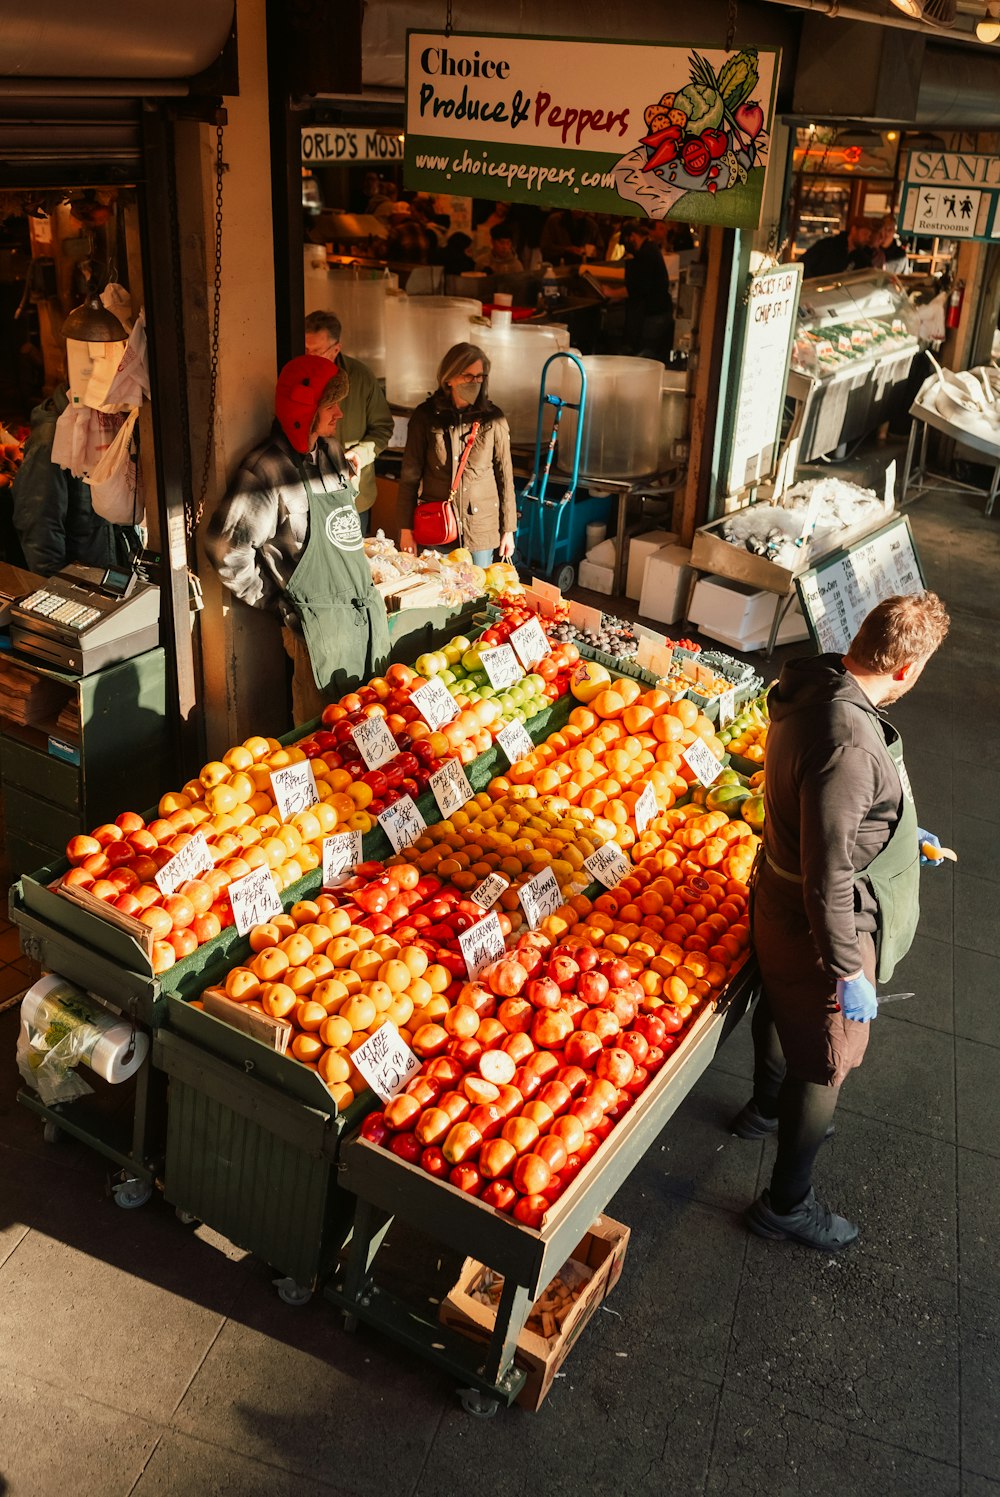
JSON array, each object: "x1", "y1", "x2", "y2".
[{"x1": 1, "y1": 479, "x2": 998, "y2": 1496}]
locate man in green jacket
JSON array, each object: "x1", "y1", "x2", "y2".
[{"x1": 304, "y1": 310, "x2": 393, "y2": 535}]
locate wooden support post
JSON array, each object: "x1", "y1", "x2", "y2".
[{"x1": 677, "y1": 227, "x2": 736, "y2": 546}]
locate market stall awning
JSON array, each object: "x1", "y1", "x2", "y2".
[{"x1": 0, "y1": 0, "x2": 234, "y2": 81}]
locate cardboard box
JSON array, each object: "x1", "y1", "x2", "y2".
[
  {"x1": 626, "y1": 529, "x2": 678, "y2": 600},
  {"x1": 578, "y1": 557, "x2": 615, "y2": 595},
  {"x1": 689, "y1": 574, "x2": 809, "y2": 651},
  {"x1": 438, "y1": 1214, "x2": 630, "y2": 1410},
  {"x1": 638, "y1": 544, "x2": 694, "y2": 626}
]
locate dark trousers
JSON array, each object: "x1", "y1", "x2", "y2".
[{"x1": 751, "y1": 992, "x2": 842, "y2": 1214}]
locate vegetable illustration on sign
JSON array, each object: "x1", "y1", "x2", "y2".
[{"x1": 614, "y1": 49, "x2": 768, "y2": 216}]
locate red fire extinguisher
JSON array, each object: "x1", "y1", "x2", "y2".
[{"x1": 946, "y1": 279, "x2": 965, "y2": 330}]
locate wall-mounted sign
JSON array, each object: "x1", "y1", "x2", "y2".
[
  {"x1": 405, "y1": 32, "x2": 780, "y2": 227},
  {"x1": 302, "y1": 127, "x2": 404, "y2": 165},
  {"x1": 900, "y1": 152, "x2": 1000, "y2": 242}
]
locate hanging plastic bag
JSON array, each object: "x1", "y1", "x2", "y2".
[
  {"x1": 51, "y1": 402, "x2": 126, "y2": 481},
  {"x1": 100, "y1": 311, "x2": 150, "y2": 409},
  {"x1": 100, "y1": 281, "x2": 135, "y2": 334},
  {"x1": 89, "y1": 407, "x2": 144, "y2": 525}
]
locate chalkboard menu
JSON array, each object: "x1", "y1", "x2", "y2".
[
  {"x1": 794, "y1": 515, "x2": 926, "y2": 654},
  {"x1": 725, "y1": 263, "x2": 803, "y2": 495}
]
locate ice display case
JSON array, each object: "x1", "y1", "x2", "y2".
[{"x1": 787, "y1": 270, "x2": 922, "y2": 462}]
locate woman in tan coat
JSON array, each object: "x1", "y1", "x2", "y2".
[{"x1": 397, "y1": 342, "x2": 517, "y2": 566}]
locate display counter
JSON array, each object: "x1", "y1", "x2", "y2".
[{"x1": 787, "y1": 270, "x2": 922, "y2": 461}]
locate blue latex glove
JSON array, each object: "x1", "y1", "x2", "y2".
[
  {"x1": 918, "y1": 828, "x2": 943, "y2": 867},
  {"x1": 836, "y1": 973, "x2": 878, "y2": 1022}
]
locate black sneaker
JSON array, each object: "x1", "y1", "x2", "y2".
[
  {"x1": 731, "y1": 1101, "x2": 836, "y2": 1142},
  {"x1": 731, "y1": 1101, "x2": 778, "y2": 1138},
  {"x1": 745, "y1": 1188, "x2": 859, "y2": 1250}
]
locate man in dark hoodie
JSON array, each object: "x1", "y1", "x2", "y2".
[
  {"x1": 207, "y1": 355, "x2": 389, "y2": 725},
  {"x1": 733, "y1": 592, "x2": 950, "y2": 1251}
]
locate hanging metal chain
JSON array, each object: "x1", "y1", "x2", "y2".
[
  {"x1": 192, "y1": 123, "x2": 225, "y2": 537},
  {"x1": 445, "y1": 0, "x2": 454, "y2": 36},
  {"x1": 726, "y1": 0, "x2": 739, "y2": 52}
]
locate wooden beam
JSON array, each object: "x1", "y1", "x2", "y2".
[{"x1": 677, "y1": 227, "x2": 735, "y2": 546}]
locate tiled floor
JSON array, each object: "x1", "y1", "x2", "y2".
[{"x1": 1, "y1": 479, "x2": 998, "y2": 1496}]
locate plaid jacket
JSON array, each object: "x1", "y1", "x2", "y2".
[{"x1": 206, "y1": 424, "x2": 356, "y2": 625}]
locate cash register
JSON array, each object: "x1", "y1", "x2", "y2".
[{"x1": 10, "y1": 561, "x2": 160, "y2": 675}]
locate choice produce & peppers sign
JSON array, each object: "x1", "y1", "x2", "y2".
[{"x1": 405, "y1": 32, "x2": 780, "y2": 228}]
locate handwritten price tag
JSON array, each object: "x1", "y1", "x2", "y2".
[
  {"x1": 480, "y1": 644, "x2": 523, "y2": 691},
  {"x1": 154, "y1": 830, "x2": 213, "y2": 897},
  {"x1": 695, "y1": 662, "x2": 715, "y2": 690},
  {"x1": 718, "y1": 688, "x2": 737, "y2": 727},
  {"x1": 519, "y1": 866, "x2": 562, "y2": 930},
  {"x1": 471, "y1": 872, "x2": 510, "y2": 909},
  {"x1": 510, "y1": 617, "x2": 550, "y2": 671},
  {"x1": 636, "y1": 635, "x2": 674, "y2": 676},
  {"x1": 322, "y1": 829, "x2": 362, "y2": 888},
  {"x1": 682, "y1": 737, "x2": 722, "y2": 787},
  {"x1": 583, "y1": 842, "x2": 632, "y2": 890},
  {"x1": 410, "y1": 678, "x2": 459, "y2": 730},
  {"x1": 352, "y1": 715, "x2": 399, "y2": 770},
  {"x1": 497, "y1": 719, "x2": 534, "y2": 766},
  {"x1": 429, "y1": 758, "x2": 473, "y2": 818},
  {"x1": 378, "y1": 795, "x2": 427, "y2": 853},
  {"x1": 270, "y1": 761, "x2": 319, "y2": 822},
  {"x1": 568, "y1": 600, "x2": 603, "y2": 635},
  {"x1": 228, "y1": 865, "x2": 283, "y2": 937},
  {"x1": 634, "y1": 781, "x2": 658, "y2": 836},
  {"x1": 679, "y1": 654, "x2": 700, "y2": 683},
  {"x1": 352, "y1": 1021, "x2": 421, "y2": 1104},
  {"x1": 459, "y1": 911, "x2": 506, "y2": 979}
]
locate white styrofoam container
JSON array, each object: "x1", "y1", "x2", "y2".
[
  {"x1": 638, "y1": 544, "x2": 694, "y2": 626},
  {"x1": 578, "y1": 558, "x2": 615, "y2": 595},
  {"x1": 689, "y1": 574, "x2": 810, "y2": 650},
  {"x1": 626, "y1": 529, "x2": 679, "y2": 600}
]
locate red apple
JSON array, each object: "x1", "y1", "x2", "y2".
[
  {"x1": 479, "y1": 1137, "x2": 517, "y2": 1179},
  {"x1": 420, "y1": 1145, "x2": 449, "y2": 1177},
  {"x1": 449, "y1": 1163, "x2": 483, "y2": 1195},
  {"x1": 481, "y1": 1180, "x2": 517, "y2": 1213}
]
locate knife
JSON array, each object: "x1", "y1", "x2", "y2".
[{"x1": 878, "y1": 992, "x2": 916, "y2": 1004}]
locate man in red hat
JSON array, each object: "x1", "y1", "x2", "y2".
[{"x1": 207, "y1": 355, "x2": 389, "y2": 724}]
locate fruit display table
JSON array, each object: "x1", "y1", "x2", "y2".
[
  {"x1": 9, "y1": 593, "x2": 765, "y2": 1410},
  {"x1": 328, "y1": 961, "x2": 757, "y2": 1412}
]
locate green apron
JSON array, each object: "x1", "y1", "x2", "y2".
[
  {"x1": 761, "y1": 719, "x2": 919, "y2": 984},
  {"x1": 284, "y1": 461, "x2": 389, "y2": 696},
  {"x1": 856, "y1": 721, "x2": 920, "y2": 983}
]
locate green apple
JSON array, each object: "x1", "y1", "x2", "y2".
[{"x1": 461, "y1": 649, "x2": 482, "y2": 672}]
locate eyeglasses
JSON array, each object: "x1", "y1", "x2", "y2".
[{"x1": 454, "y1": 373, "x2": 484, "y2": 383}]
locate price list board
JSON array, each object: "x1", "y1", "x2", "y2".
[{"x1": 794, "y1": 516, "x2": 926, "y2": 657}]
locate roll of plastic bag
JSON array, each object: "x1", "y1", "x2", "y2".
[{"x1": 17, "y1": 975, "x2": 149, "y2": 1105}]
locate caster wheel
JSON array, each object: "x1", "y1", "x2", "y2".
[
  {"x1": 43, "y1": 1121, "x2": 62, "y2": 1145},
  {"x1": 274, "y1": 1276, "x2": 312, "y2": 1307},
  {"x1": 458, "y1": 1387, "x2": 499, "y2": 1419},
  {"x1": 175, "y1": 1208, "x2": 199, "y2": 1226},
  {"x1": 113, "y1": 1177, "x2": 152, "y2": 1210},
  {"x1": 342, "y1": 1311, "x2": 359, "y2": 1333},
  {"x1": 554, "y1": 564, "x2": 575, "y2": 594}
]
